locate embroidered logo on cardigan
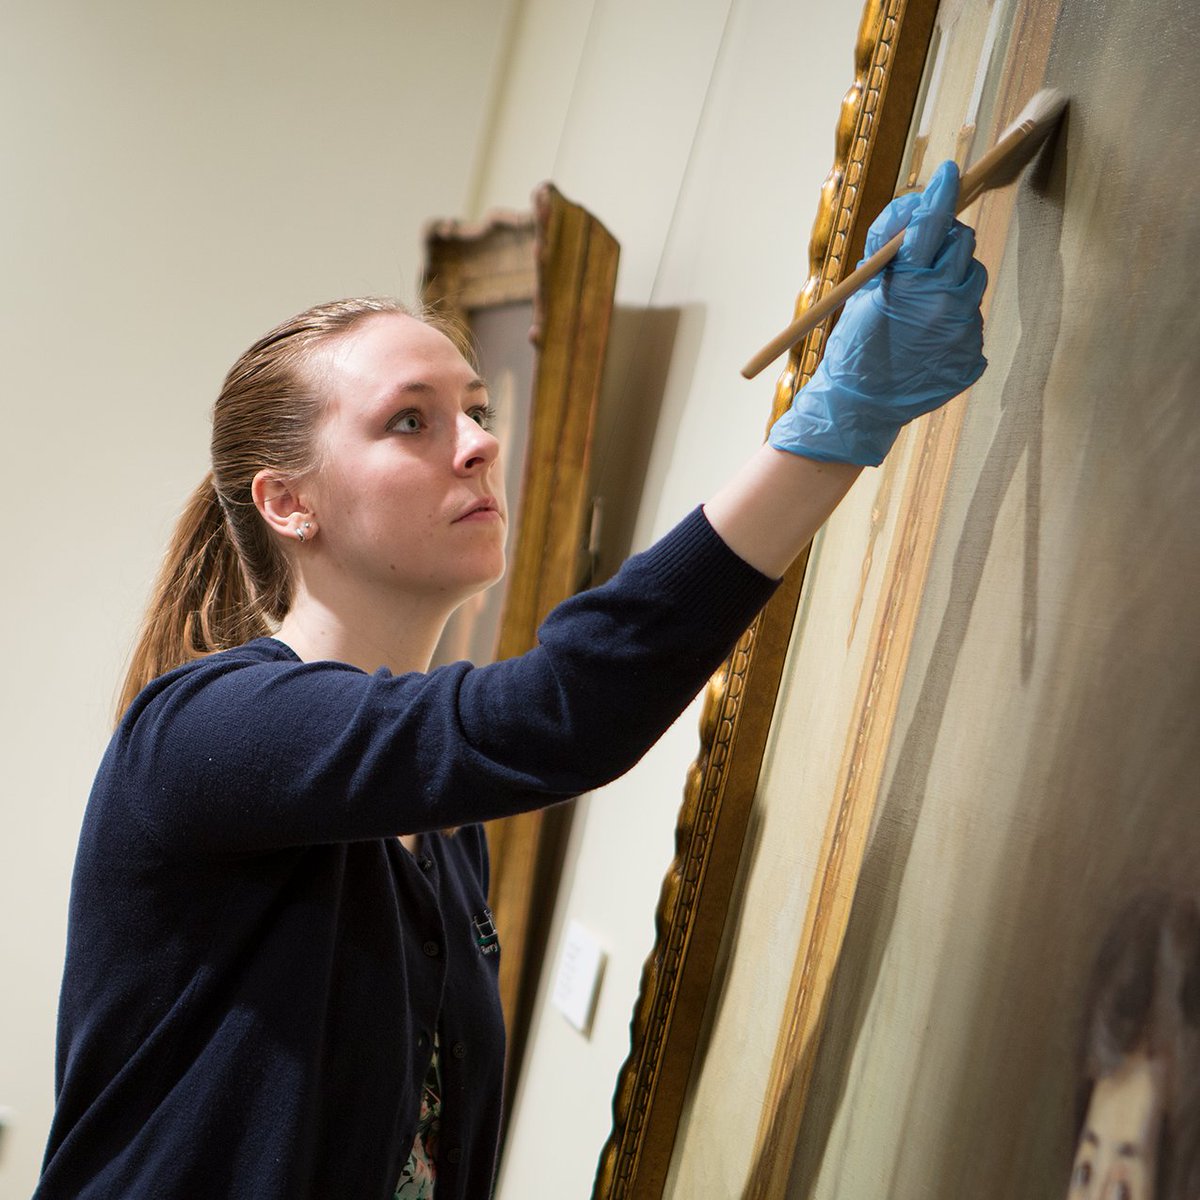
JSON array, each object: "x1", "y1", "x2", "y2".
[{"x1": 472, "y1": 909, "x2": 499, "y2": 956}]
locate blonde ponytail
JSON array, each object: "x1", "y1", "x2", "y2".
[{"x1": 116, "y1": 473, "x2": 267, "y2": 721}]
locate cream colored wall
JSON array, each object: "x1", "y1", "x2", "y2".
[
  {"x1": 0, "y1": 3, "x2": 514, "y2": 1195},
  {"x1": 474, "y1": 1, "x2": 867, "y2": 1195}
]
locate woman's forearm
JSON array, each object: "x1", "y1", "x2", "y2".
[{"x1": 702, "y1": 443, "x2": 862, "y2": 579}]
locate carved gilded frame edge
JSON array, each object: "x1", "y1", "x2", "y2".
[
  {"x1": 592, "y1": 3, "x2": 939, "y2": 1196},
  {"x1": 422, "y1": 185, "x2": 620, "y2": 1112}
]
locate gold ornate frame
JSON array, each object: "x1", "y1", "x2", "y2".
[
  {"x1": 593, "y1": 3, "x2": 939, "y2": 1196},
  {"x1": 422, "y1": 185, "x2": 620, "y2": 1112},
  {"x1": 739, "y1": 1, "x2": 1061, "y2": 1191}
]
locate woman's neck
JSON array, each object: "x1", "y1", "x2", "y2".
[{"x1": 273, "y1": 583, "x2": 451, "y2": 676}]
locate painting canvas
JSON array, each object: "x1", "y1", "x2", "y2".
[
  {"x1": 784, "y1": 0, "x2": 1200, "y2": 1193},
  {"x1": 606, "y1": 0, "x2": 1200, "y2": 1196}
]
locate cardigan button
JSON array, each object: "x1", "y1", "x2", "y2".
[
  {"x1": 423, "y1": 940, "x2": 440, "y2": 958},
  {"x1": 417, "y1": 1032, "x2": 429, "y2": 1050},
  {"x1": 452, "y1": 1041, "x2": 467, "y2": 1060},
  {"x1": 446, "y1": 1147, "x2": 463, "y2": 1165}
]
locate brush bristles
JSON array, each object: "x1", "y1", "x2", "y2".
[
  {"x1": 963, "y1": 87, "x2": 1068, "y2": 194},
  {"x1": 1009, "y1": 87, "x2": 1068, "y2": 136}
]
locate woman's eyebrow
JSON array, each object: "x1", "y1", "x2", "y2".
[
  {"x1": 371, "y1": 380, "x2": 486, "y2": 419},
  {"x1": 385, "y1": 378, "x2": 488, "y2": 400}
]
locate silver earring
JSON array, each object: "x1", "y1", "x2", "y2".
[{"x1": 296, "y1": 522, "x2": 311, "y2": 543}]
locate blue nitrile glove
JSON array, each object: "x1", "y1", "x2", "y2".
[{"x1": 768, "y1": 159, "x2": 988, "y2": 466}]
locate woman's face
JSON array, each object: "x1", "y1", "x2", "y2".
[
  {"x1": 304, "y1": 313, "x2": 507, "y2": 606},
  {"x1": 1067, "y1": 1052, "x2": 1165, "y2": 1200}
]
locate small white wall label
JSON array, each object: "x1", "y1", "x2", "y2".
[{"x1": 551, "y1": 919, "x2": 606, "y2": 1036}]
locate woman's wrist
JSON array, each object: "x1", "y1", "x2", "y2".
[{"x1": 704, "y1": 444, "x2": 861, "y2": 579}]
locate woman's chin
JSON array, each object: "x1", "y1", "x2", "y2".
[
  {"x1": 476, "y1": 560, "x2": 507, "y2": 595},
  {"x1": 449, "y1": 558, "x2": 507, "y2": 605}
]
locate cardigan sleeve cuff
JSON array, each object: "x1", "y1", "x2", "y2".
[{"x1": 629, "y1": 506, "x2": 781, "y2": 639}]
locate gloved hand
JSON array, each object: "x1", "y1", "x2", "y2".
[{"x1": 768, "y1": 159, "x2": 988, "y2": 466}]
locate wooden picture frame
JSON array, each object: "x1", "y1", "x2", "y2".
[
  {"x1": 422, "y1": 184, "x2": 619, "y2": 1112},
  {"x1": 593, "y1": 3, "x2": 938, "y2": 1195}
]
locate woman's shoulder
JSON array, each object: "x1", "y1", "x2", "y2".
[
  {"x1": 122, "y1": 637, "x2": 364, "y2": 725},
  {"x1": 101, "y1": 639, "x2": 449, "y2": 855},
  {"x1": 179, "y1": 635, "x2": 299, "y2": 673}
]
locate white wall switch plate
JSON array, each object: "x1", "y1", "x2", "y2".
[{"x1": 551, "y1": 918, "x2": 606, "y2": 1036}]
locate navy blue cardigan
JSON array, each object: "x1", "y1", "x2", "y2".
[{"x1": 37, "y1": 508, "x2": 777, "y2": 1199}]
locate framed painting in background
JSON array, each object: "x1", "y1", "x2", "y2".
[
  {"x1": 421, "y1": 184, "x2": 619, "y2": 1114},
  {"x1": 605, "y1": 0, "x2": 1200, "y2": 1197}
]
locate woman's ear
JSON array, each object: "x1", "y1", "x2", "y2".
[{"x1": 251, "y1": 470, "x2": 318, "y2": 544}]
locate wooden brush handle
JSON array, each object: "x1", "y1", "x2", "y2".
[
  {"x1": 739, "y1": 234, "x2": 906, "y2": 380},
  {"x1": 741, "y1": 123, "x2": 1030, "y2": 380}
]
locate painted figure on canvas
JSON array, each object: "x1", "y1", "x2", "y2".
[{"x1": 1067, "y1": 894, "x2": 1200, "y2": 1200}]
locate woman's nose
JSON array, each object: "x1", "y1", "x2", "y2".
[{"x1": 455, "y1": 414, "x2": 500, "y2": 474}]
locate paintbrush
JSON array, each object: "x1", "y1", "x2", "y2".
[{"x1": 741, "y1": 87, "x2": 1068, "y2": 380}]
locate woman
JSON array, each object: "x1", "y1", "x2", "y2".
[{"x1": 36, "y1": 162, "x2": 986, "y2": 1198}]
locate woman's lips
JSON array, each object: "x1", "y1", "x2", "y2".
[{"x1": 454, "y1": 499, "x2": 502, "y2": 523}]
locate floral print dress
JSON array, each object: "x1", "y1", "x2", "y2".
[{"x1": 394, "y1": 1035, "x2": 442, "y2": 1199}]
